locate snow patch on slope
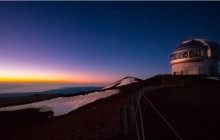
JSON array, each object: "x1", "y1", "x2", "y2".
[
  {"x1": 103, "y1": 77, "x2": 141, "y2": 89},
  {"x1": 205, "y1": 77, "x2": 220, "y2": 80},
  {"x1": 0, "y1": 89, "x2": 119, "y2": 116}
]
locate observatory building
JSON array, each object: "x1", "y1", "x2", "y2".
[{"x1": 170, "y1": 39, "x2": 220, "y2": 75}]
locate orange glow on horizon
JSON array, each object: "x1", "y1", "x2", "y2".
[
  {"x1": 0, "y1": 77, "x2": 111, "y2": 86},
  {"x1": 0, "y1": 75, "x2": 111, "y2": 84},
  {"x1": 0, "y1": 66, "x2": 92, "y2": 83},
  {"x1": 0, "y1": 77, "x2": 73, "y2": 83},
  {"x1": 0, "y1": 65, "x2": 115, "y2": 85}
]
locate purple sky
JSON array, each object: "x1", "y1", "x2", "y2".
[{"x1": 0, "y1": 1, "x2": 220, "y2": 84}]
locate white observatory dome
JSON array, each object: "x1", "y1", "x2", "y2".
[{"x1": 170, "y1": 39, "x2": 220, "y2": 75}]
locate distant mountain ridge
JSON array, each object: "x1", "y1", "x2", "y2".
[
  {"x1": 103, "y1": 76, "x2": 142, "y2": 89},
  {"x1": 0, "y1": 87, "x2": 103, "y2": 98}
]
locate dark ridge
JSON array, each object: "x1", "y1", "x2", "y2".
[
  {"x1": 103, "y1": 76, "x2": 143, "y2": 90},
  {"x1": 1, "y1": 75, "x2": 220, "y2": 139},
  {"x1": 0, "y1": 86, "x2": 103, "y2": 98},
  {"x1": 0, "y1": 87, "x2": 103, "y2": 107}
]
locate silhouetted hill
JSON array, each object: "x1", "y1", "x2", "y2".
[
  {"x1": 103, "y1": 76, "x2": 142, "y2": 89},
  {"x1": 0, "y1": 75, "x2": 220, "y2": 140}
]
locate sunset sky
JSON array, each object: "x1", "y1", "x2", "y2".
[{"x1": 0, "y1": 1, "x2": 220, "y2": 84}]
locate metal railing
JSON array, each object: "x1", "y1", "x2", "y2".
[
  {"x1": 134, "y1": 81, "x2": 184, "y2": 140},
  {"x1": 120, "y1": 78, "x2": 185, "y2": 140}
]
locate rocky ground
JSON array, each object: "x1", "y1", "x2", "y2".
[
  {"x1": 0, "y1": 75, "x2": 220, "y2": 140},
  {"x1": 139, "y1": 76, "x2": 220, "y2": 140}
]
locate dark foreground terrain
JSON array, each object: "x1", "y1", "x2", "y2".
[{"x1": 0, "y1": 75, "x2": 220, "y2": 140}]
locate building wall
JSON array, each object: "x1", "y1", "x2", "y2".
[
  {"x1": 171, "y1": 59, "x2": 219, "y2": 75},
  {"x1": 170, "y1": 39, "x2": 220, "y2": 75}
]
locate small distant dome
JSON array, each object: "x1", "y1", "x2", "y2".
[{"x1": 170, "y1": 39, "x2": 220, "y2": 75}]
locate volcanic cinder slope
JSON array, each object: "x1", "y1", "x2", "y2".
[{"x1": 0, "y1": 75, "x2": 220, "y2": 140}]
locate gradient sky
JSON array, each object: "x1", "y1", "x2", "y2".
[{"x1": 0, "y1": 1, "x2": 220, "y2": 84}]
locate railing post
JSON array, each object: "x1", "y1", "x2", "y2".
[
  {"x1": 128, "y1": 105, "x2": 135, "y2": 125},
  {"x1": 130, "y1": 95, "x2": 135, "y2": 107},
  {"x1": 135, "y1": 93, "x2": 139, "y2": 106},
  {"x1": 128, "y1": 95, "x2": 135, "y2": 125},
  {"x1": 120, "y1": 105, "x2": 128, "y2": 135}
]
